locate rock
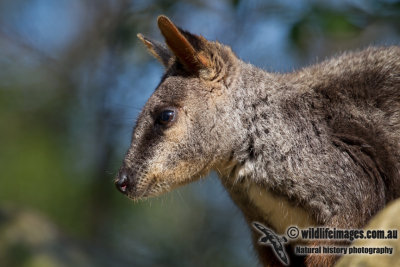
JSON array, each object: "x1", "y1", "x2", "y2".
[{"x1": 335, "y1": 198, "x2": 400, "y2": 267}]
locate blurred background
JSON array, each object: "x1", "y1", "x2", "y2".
[{"x1": 0, "y1": 0, "x2": 399, "y2": 266}]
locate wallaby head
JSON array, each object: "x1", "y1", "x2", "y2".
[{"x1": 115, "y1": 16, "x2": 241, "y2": 199}]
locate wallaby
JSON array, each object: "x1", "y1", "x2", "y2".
[{"x1": 115, "y1": 15, "x2": 400, "y2": 267}]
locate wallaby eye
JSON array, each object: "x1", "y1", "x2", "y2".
[{"x1": 156, "y1": 109, "x2": 176, "y2": 125}]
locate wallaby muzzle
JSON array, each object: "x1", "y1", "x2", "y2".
[
  {"x1": 115, "y1": 165, "x2": 139, "y2": 196},
  {"x1": 115, "y1": 170, "x2": 129, "y2": 194}
]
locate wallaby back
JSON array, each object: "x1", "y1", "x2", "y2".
[{"x1": 115, "y1": 15, "x2": 400, "y2": 267}]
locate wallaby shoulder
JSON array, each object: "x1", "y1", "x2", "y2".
[{"x1": 225, "y1": 46, "x2": 400, "y2": 230}]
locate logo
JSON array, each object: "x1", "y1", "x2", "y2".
[{"x1": 252, "y1": 222, "x2": 289, "y2": 265}]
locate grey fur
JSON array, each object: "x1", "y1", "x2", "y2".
[{"x1": 117, "y1": 16, "x2": 400, "y2": 267}]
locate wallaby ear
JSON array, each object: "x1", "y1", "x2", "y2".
[
  {"x1": 157, "y1": 15, "x2": 210, "y2": 74},
  {"x1": 137, "y1": 33, "x2": 172, "y2": 67}
]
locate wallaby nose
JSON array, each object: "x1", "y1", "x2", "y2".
[{"x1": 115, "y1": 172, "x2": 129, "y2": 194}]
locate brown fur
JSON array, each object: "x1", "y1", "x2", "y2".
[{"x1": 115, "y1": 15, "x2": 400, "y2": 266}]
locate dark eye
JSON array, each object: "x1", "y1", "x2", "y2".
[{"x1": 157, "y1": 109, "x2": 176, "y2": 125}]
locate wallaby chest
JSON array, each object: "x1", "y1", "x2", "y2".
[
  {"x1": 247, "y1": 183, "x2": 315, "y2": 234},
  {"x1": 221, "y1": 168, "x2": 315, "y2": 235}
]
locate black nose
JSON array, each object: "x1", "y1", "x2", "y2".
[{"x1": 115, "y1": 172, "x2": 129, "y2": 194}]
